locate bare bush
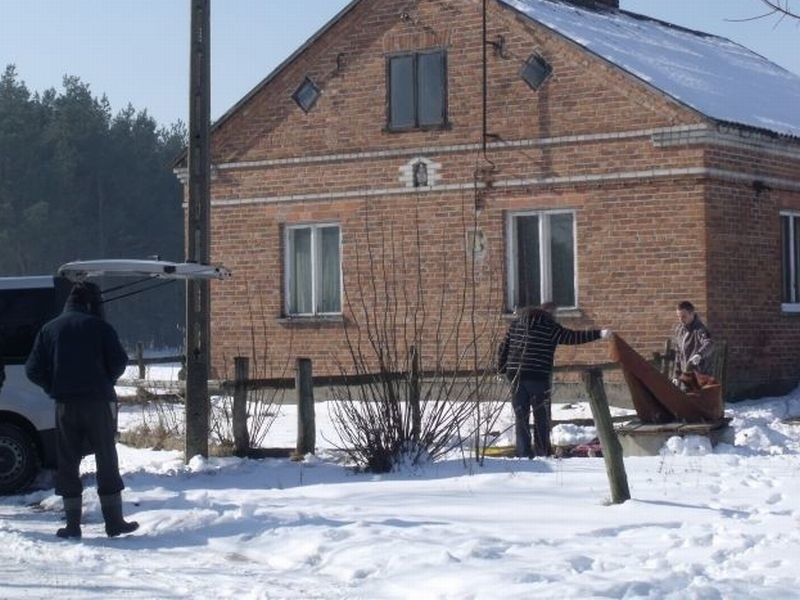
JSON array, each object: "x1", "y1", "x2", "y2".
[
  {"x1": 213, "y1": 283, "x2": 294, "y2": 449},
  {"x1": 328, "y1": 189, "x2": 508, "y2": 472}
]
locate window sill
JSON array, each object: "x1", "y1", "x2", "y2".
[
  {"x1": 781, "y1": 303, "x2": 800, "y2": 314},
  {"x1": 383, "y1": 121, "x2": 452, "y2": 134},
  {"x1": 277, "y1": 314, "x2": 345, "y2": 327},
  {"x1": 502, "y1": 308, "x2": 584, "y2": 320}
]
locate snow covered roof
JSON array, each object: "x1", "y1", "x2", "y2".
[{"x1": 499, "y1": 0, "x2": 800, "y2": 139}]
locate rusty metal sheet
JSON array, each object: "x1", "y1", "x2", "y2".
[{"x1": 610, "y1": 335, "x2": 724, "y2": 424}]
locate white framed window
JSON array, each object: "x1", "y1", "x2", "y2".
[
  {"x1": 285, "y1": 223, "x2": 342, "y2": 316},
  {"x1": 506, "y1": 210, "x2": 577, "y2": 311},
  {"x1": 780, "y1": 211, "x2": 800, "y2": 312}
]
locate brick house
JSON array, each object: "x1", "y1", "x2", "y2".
[{"x1": 176, "y1": 0, "x2": 800, "y2": 399}]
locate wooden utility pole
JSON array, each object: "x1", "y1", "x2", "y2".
[{"x1": 185, "y1": 0, "x2": 211, "y2": 461}]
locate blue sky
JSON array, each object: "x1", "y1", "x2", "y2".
[{"x1": 1, "y1": 0, "x2": 798, "y2": 127}]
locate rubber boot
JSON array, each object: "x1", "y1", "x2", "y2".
[
  {"x1": 100, "y1": 493, "x2": 139, "y2": 538},
  {"x1": 56, "y1": 496, "x2": 82, "y2": 539}
]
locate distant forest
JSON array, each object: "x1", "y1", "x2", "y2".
[{"x1": 0, "y1": 65, "x2": 187, "y2": 349}]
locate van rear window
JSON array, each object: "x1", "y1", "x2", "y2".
[{"x1": 0, "y1": 277, "x2": 71, "y2": 364}]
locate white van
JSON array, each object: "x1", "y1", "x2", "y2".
[{"x1": 0, "y1": 259, "x2": 230, "y2": 494}]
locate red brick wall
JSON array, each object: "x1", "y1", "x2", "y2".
[
  {"x1": 195, "y1": 0, "x2": 800, "y2": 398},
  {"x1": 706, "y1": 175, "x2": 800, "y2": 397}
]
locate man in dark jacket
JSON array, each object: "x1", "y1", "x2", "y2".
[
  {"x1": 673, "y1": 300, "x2": 713, "y2": 390},
  {"x1": 26, "y1": 282, "x2": 138, "y2": 539},
  {"x1": 498, "y1": 303, "x2": 611, "y2": 457}
]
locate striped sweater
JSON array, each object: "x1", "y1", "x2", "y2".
[{"x1": 498, "y1": 309, "x2": 602, "y2": 381}]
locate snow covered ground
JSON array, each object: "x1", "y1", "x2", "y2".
[{"x1": 2, "y1": 366, "x2": 799, "y2": 599}]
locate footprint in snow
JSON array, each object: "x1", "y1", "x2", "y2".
[{"x1": 567, "y1": 555, "x2": 595, "y2": 573}]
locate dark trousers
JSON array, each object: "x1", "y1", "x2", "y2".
[
  {"x1": 512, "y1": 378, "x2": 552, "y2": 457},
  {"x1": 55, "y1": 402, "x2": 124, "y2": 498}
]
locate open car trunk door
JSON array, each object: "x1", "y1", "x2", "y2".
[{"x1": 58, "y1": 259, "x2": 231, "y2": 281}]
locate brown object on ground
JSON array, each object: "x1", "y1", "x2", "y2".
[{"x1": 609, "y1": 335, "x2": 723, "y2": 423}]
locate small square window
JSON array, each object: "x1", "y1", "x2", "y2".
[
  {"x1": 520, "y1": 54, "x2": 552, "y2": 91},
  {"x1": 292, "y1": 77, "x2": 321, "y2": 113}
]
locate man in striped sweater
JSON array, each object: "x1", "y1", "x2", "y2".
[{"x1": 498, "y1": 303, "x2": 611, "y2": 457}]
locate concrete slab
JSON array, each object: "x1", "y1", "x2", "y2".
[{"x1": 615, "y1": 419, "x2": 733, "y2": 457}]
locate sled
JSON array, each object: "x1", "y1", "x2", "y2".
[
  {"x1": 483, "y1": 441, "x2": 603, "y2": 458},
  {"x1": 483, "y1": 445, "x2": 516, "y2": 457}
]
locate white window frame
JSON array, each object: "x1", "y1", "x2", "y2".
[
  {"x1": 284, "y1": 222, "x2": 343, "y2": 316},
  {"x1": 506, "y1": 209, "x2": 578, "y2": 312},
  {"x1": 780, "y1": 211, "x2": 800, "y2": 313}
]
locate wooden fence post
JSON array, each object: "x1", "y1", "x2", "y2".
[
  {"x1": 409, "y1": 346, "x2": 421, "y2": 441},
  {"x1": 582, "y1": 367, "x2": 630, "y2": 504},
  {"x1": 296, "y1": 357, "x2": 316, "y2": 456},
  {"x1": 662, "y1": 338, "x2": 673, "y2": 377},
  {"x1": 233, "y1": 356, "x2": 250, "y2": 457},
  {"x1": 136, "y1": 342, "x2": 146, "y2": 379}
]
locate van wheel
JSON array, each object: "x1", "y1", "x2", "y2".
[{"x1": 0, "y1": 424, "x2": 40, "y2": 495}]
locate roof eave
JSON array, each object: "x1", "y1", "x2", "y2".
[{"x1": 711, "y1": 119, "x2": 800, "y2": 145}]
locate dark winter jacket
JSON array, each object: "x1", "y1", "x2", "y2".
[
  {"x1": 498, "y1": 308, "x2": 601, "y2": 382},
  {"x1": 25, "y1": 300, "x2": 128, "y2": 404},
  {"x1": 674, "y1": 315, "x2": 713, "y2": 377}
]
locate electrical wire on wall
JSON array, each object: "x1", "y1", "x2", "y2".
[{"x1": 481, "y1": 0, "x2": 497, "y2": 173}]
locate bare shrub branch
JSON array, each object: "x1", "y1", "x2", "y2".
[
  {"x1": 328, "y1": 186, "x2": 508, "y2": 472},
  {"x1": 726, "y1": 1, "x2": 800, "y2": 22},
  {"x1": 213, "y1": 281, "x2": 295, "y2": 449}
]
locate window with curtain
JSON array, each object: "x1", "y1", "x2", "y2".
[
  {"x1": 388, "y1": 49, "x2": 447, "y2": 131},
  {"x1": 781, "y1": 212, "x2": 800, "y2": 310},
  {"x1": 507, "y1": 211, "x2": 576, "y2": 311},
  {"x1": 286, "y1": 224, "x2": 341, "y2": 315}
]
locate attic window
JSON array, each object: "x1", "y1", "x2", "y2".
[
  {"x1": 387, "y1": 49, "x2": 447, "y2": 131},
  {"x1": 520, "y1": 54, "x2": 552, "y2": 90},
  {"x1": 293, "y1": 77, "x2": 321, "y2": 112}
]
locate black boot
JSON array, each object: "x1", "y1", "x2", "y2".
[
  {"x1": 56, "y1": 496, "x2": 82, "y2": 539},
  {"x1": 100, "y1": 493, "x2": 139, "y2": 538}
]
